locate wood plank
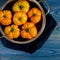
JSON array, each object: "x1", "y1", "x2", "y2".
[
  {"x1": 1, "y1": 57, "x2": 60, "y2": 60},
  {"x1": 0, "y1": 0, "x2": 60, "y2": 59},
  {"x1": 10, "y1": 57, "x2": 60, "y2": 60},
  {"x1": 0, "y1": 39, "x2": 60, "y2": 56}
]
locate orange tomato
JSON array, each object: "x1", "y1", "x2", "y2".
[
  {"x1": 4, "y1": 25, "x2": 20, "y2": 39},
  {"x1": 21, "y1": 22, "x2": 37, "y2": 39},
  {"x1": 1, "y1": 18, "x2": 11, "y2": 25},
  {"x1": 28, "y1": 8, "x2": 42, "y2": 23},
  {"x1": 0, "y1": 10, "x2": 12, "y2": 25}
]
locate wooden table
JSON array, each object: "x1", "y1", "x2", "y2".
[{"x1": 0, "y1": 0, "x2": 60, "y2": 60}]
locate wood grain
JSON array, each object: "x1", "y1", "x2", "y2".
[{"x1": 0, "y1": 0, "x2": 60, "y2": 60}]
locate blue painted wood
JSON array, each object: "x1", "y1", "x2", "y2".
[
  {"x1": 0, "y1": 0, "x2": 60, "y2": 60},
  {"x1": 1, "y1": 57, "x2": 60, "y2": 60}
]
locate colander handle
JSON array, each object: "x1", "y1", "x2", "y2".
[{"x1": 38, "y1": 0, "x2": 50, "y2": 15}]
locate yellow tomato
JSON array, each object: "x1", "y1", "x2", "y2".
[
  {"x1": 12, "y1": 0, "x2": 30, "y2": 13},
  {"x1": 13, "y1": 12, "x2": 27, "y2": 25}
]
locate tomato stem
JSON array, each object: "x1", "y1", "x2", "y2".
[
  {"x1": 10, "y1": 28, "x2": 14, "y2": 32},
  {"x1": 3, "y1": 15, "x2": 6, "y2": 18},
  {"x1": 19, "y1": 5, "x2": 24, "y2": 9},
  {"x1": 25, "y1": 28, "x2": 29, "y2": 32},
  {"x1": 18, "y1": 18, "x2": 22, "y2": 21},
  {"x1": 32, "y1": 14, "x2": 36, "y2": 16}
]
